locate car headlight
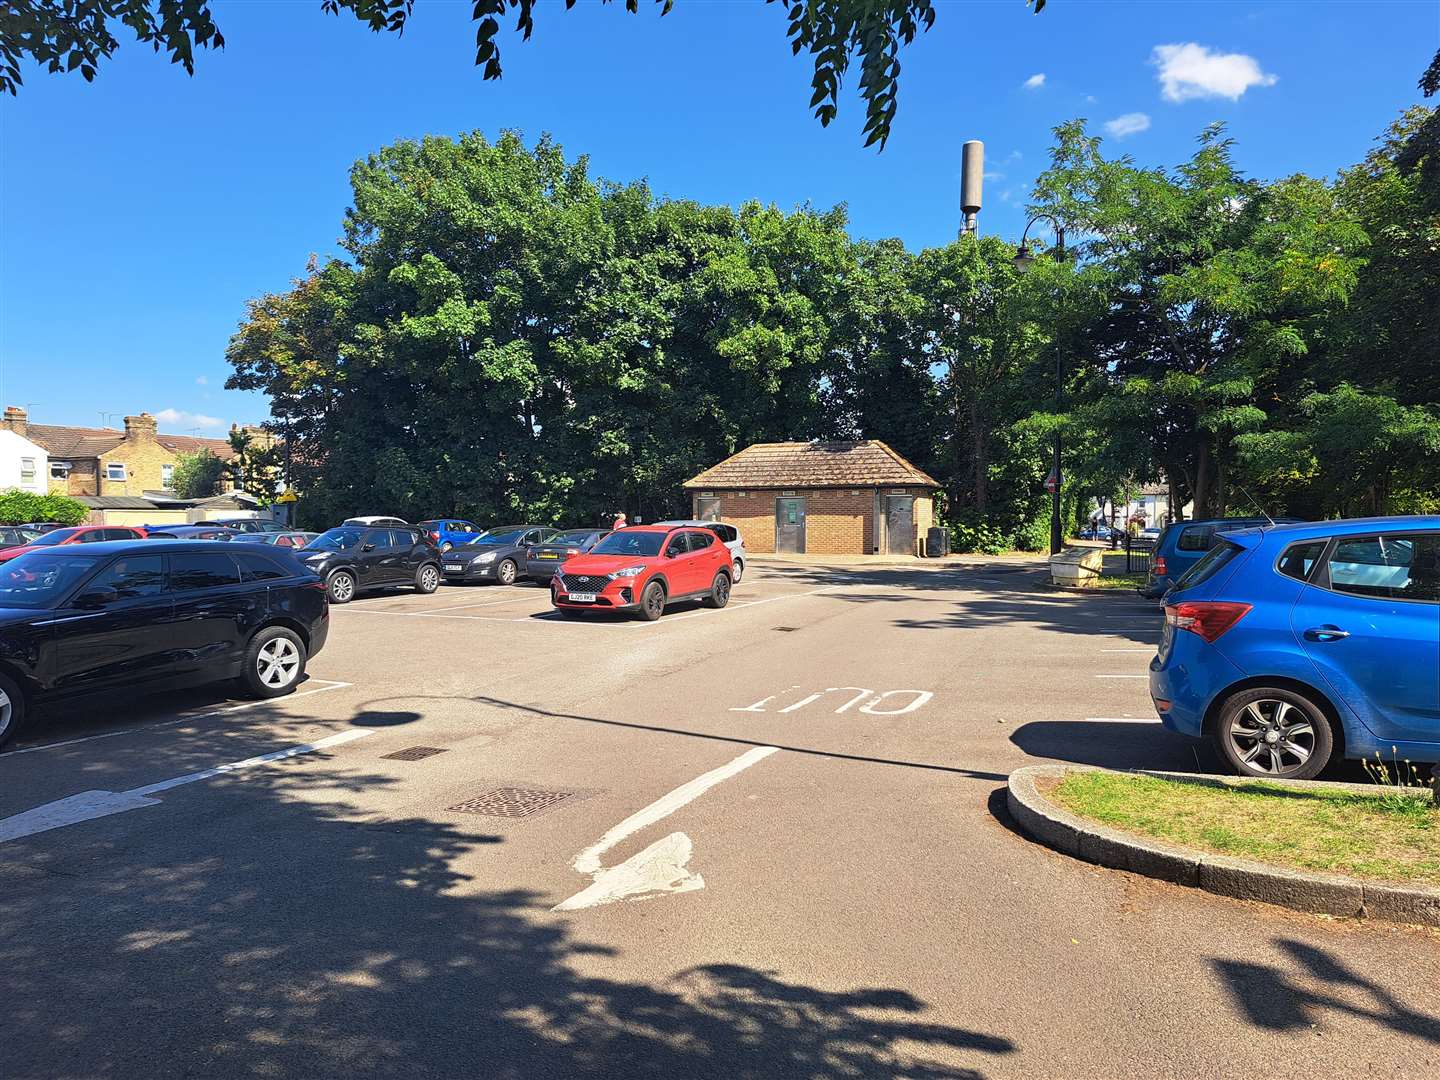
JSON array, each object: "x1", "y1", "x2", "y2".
[
  {"x1": 609, "y1": 565, "x2": 646, "y2": 579},
  {"x1": 473, "y1": 552, "x2": 498, "y2": 564}
]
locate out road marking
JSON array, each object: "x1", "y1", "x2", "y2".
[
  {"x1": 731, "y1": 687, "x2": 935, "y2": 715},
  {"x1": 0, "y1": 729, "x2": 373, "y2": 843},
  {"x1": 4, "y1": 680, "x2": 354, "y2": 757},
  {"x1": 553, "y1": 745, "x2": 779, "y2": 911}
]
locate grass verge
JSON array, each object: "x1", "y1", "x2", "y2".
[
  {"x1": 1075, "y1": 573, "x2": 1147, "y2": 591},
  {"x1": 1050, "y1": 771, "x2": 1440, "y2": 885}
]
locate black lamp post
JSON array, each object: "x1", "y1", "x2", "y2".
[{"x1": 1013, "y1": 214, "x2": 1068, "y2": 555}]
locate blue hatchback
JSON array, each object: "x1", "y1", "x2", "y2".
[
  {"x1": 1150, "y1": 517, "x2": 1440, "y2": 779},
  {"x1": 1140, "y1": 517, "x2": 1302, "y2": 599},
  {"x1": 416, "y1": 519, "x2": 485, "y2": 552}
]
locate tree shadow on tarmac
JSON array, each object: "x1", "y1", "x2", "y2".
[
  {"x1": 1212, "y1": 938, "x2": 1440, "y2": 1043},
  {"x1": 1, "y1": 754, "x2": 1015, "y2": 1079}
]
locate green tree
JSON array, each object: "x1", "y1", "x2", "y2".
[
  {"x1": 1, "y1": 0, "x2": 1056, "y2": 147},
  {"x1": 171, "y1": 448, "x2": 225, "y2": 498},
  {"x1": 0, "y1": 489, "x2": 88, "y2": 526}
]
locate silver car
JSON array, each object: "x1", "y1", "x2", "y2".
[{"x1": 654, "y1": 519, "x2": 747, "y2": 583}]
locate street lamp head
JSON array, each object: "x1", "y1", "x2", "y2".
[{"x1": 1012, "y1": 242, "x2": 1036, "y2": 272}]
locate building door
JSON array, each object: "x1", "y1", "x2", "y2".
[
  {"x1": 775, "y1": 498, "x2": 806, "y2": 554},
  {"x1": 696, "y1": 496, "x2": 720, "y2": 522},
  {"x1": 885, "y1": 496, "x2": 914, "y2": 556}
]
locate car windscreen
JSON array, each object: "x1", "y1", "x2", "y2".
[
  {"x1": 309, "y1": 527, "x2": 367, "y2": 552},
  {"x1": 1174, "y1": 539, "x2": 1242, "y2": 591},
  {"x1": 0, "y1": 552, "x2": 104, "y2": 607},
  {"x1": 475, "y1": 529, "x2": 525, "y2": 546},
  {"x1": 590, "y1": 531, "x2": 666, "y2": 557},
  {"x1": 25, "y1": 528, "x2": 80, "y2": 547},
  {"x1": 558, "y1": 530, "x2": 598, "y2": 543}
]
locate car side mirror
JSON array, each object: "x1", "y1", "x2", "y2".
[
  {"x1": 76, "y1": 586, "x2": 118, "y2": 608},
  {"x1": 361, "y1": 543, "x2": 375, "y2": 552},
  {"x1": 665, "y1": 549, "x2": 680, "y2": 559}
]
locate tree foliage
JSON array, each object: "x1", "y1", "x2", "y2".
[
  {"x1": 1, "y1": 0, "x2": 1053, "y2": 147},
  {"x1": 0, "y1": 489, "x2": 88, "y2": 526},
  {"x1": 171, "y1": 448, "x2": 224, "y2": 499}
]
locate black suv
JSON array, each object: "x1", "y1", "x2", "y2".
[
  {"x1": 0, "y1": 540, "x2": 329, "y2": 750},
  {"x1": 297, "y1": 525, "x2": 441, "y2": 603}
]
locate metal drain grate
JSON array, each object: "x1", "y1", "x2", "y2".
[
  {"x1": 382, "y1": 746, "x2": 449, "y2": 761},
  {"x1": 447, "y1": 787, "x2": 577, "y2": 819},
  {"x1": 773, "y1": 626, "x2": 799, "y2": 632}
]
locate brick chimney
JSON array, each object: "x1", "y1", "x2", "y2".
[
  {"x1": 124, "y1": 413, "x2": 158, "y2": 442},
  {"x1": 2, "y1": 406, "x2": 27, "y2": 437}
]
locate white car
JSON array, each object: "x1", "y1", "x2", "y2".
[
  {"x1": 343, "y1": 516, "x2": 409, "y2": 527},
  {"x1": 654, "y1": 519, "x2": 747, "y2": 583}
]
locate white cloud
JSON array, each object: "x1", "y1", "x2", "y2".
[
  {"x1": 195, "y1": 375, "x2": 208, "y2": 386},
  {"x1": 984, "y1": 170, "x2": 1005, "y2": 181},
  {"x1": 1085, "y1": 94, "x2": 1098, "y2": 104},
  {"x1": 1104, "y1": 112, "x2": 1152, "y2": 138},
  {"x1": 1152, "y1": 43, "x2": 1277, "y2": 102},
  {"x1": 154, "y1": 408, "x2": 223, "y2": 429},
  {"x1": 1023, "y1": 73, "x2": 1046, "y2": 90}
]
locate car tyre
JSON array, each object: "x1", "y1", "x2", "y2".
[
  {"x1": 415, "y1": 563, "x2": 440, "y2": 594},
  {"x1": 326, "y1": 570, "x2": 357, "y2": 604},
  {"x1": 704, "y1": 570, "x2": 731, "y2": 609},
  {"x1": 0, "y1": 670, "x2": 30, "y2": 751},
  {"x1": 731, "y1": 558, "x2": 744, "y2": 584},
  {"x1": 497, "y1": 559, "x2": 518, "y2": 586},
  {"x1": 1213, "y1": 686, "x2": 1334, "y2": 780},
  {"x1": 241, "y1": 626, "x2": 308, "y2": 698},
  {"x1": 637, "y1": 580, "x2": 666, "y2": 621}
]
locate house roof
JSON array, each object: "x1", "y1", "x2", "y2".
[
  {"x1": 683, "y1": 440, "x2": 940, "y2": 491},
  {"x1": 27, "y1": 423, "x2": 235, "y2": 461},
  {"x1": 76, "y1": 496, "x2": 165, "y2": 510}
]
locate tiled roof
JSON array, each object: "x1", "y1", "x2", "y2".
[
  {"x1": 76, "y1": 496, "x2": 164, "y2": 510},
  {"x1": 27, "y1": 423, "x2": 235, "y2": 461},
  {"x1": 683, "y1": 440, "x2": 940, "y2": 490}
]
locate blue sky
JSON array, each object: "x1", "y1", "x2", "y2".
[{"x1": 2, "y1": 0, "x2": 1435, "y2": 431}]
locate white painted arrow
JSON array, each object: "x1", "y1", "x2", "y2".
[
  {"x1": 0, "y1": 728, "x2": 373, "y2": 844},
  {"x1": 553, "y1": 745, "x2": 778, "y2": 911}
]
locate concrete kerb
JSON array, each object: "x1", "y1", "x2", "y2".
[{"x1": 1006, "y1": 763, "x2": 1440, "y2": 928}]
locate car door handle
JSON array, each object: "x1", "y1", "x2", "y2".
[{"x1": 1304, "y1": 626, "x2": 1350, "y2": 642}]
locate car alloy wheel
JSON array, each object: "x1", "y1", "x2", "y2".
[
  {"x1": 1226, "y1": 698, "x2": 1318, "y2": 777},
  {"x1": 731, "y1": 559, "x2": 743, "y2": 584},
  {"x1": 498, "y1": 559, "x2": 517, "y2": 585},
  {"x1": 417, "y1": 565, "x2": 440, "y2": 593},
  {"x1": 641, "y1": 581, "x2": 665, "y2": 620},
  {"x1": 328, "y1": 572, "x2": 355, "y2": 603},
  {"x1": 0, "y1": 686, "x2": 12, "y2": 741},
  {"x1": 257, "y1": 637, "x2": 302, "y2": 690}
]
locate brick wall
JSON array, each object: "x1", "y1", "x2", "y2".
[
  {"x1": 98, "y1": 424, "x2": 179, "y2": 497},
  {"x1": 692, "y1": 488, "x2": 889, "y2": 556}
]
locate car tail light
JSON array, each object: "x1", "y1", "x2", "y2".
[
  {"x1": 1165, "y1": 601, "x2": 1251, "y2": 643},
  {"x1": 565, "y1": 548, "x2": 580, "y2": 555},
  {"x1": 429, "y1": 531, "x2": 440, "y2": 543},
  {"x1": 1153, "y1": 555, "x2": 1168, "y2": 577}
]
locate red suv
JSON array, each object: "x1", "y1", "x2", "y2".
[
  {"x1": 0, "y1": 524, "x2": 146, "y2": 564},
  {"x1": 552, "y1": 525, "x2": 733, "y2": 620}
]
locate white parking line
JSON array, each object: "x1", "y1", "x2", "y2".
[
  {"x1": 631, "y1": 589, "x2": 830, "y2": 626},
  {"x1": 1083, "y1": 717, "x2": 1160, "y2": 724},
  {"x1": 0, "y1": 729, "x2": 374, "y2": 843},
  {"x1": 1095, "y1": 674, "x2": 1150, "y2": 679},
  {"x1": 3, "y1": 680, "x2": 354, "y2": 757},
  {"x1": 1101, "y1": 648, "x2": 1154, "y2": 653}
]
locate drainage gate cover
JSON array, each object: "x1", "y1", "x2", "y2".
[
  {"x1": 773, "y1": 626, "x2": 799, "y2": 632},
  {"x1": 447, "y1": 787, "x2": 578, "y2": 819},
  {"x1": 382, "y1": 746, "x2": 449, "y2": 761}
]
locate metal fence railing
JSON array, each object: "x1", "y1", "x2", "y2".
[{"x1": 1124, "y1": 534, "x2": 1155, "y2": 576}]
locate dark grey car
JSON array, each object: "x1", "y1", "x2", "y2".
[
  {"x1": 441, "y1": 525, "x2": 564, "y2": 586},
  {"x1": 524, "y1": 529, "x2": 610, "y2": 582}
]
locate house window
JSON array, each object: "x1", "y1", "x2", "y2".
[
  {"x1": 106, "y1": 463, "x2": 127, "y2": 482},
  {"x1": 50, "y1": 461, "x2": 70, "y2": 480},
  {"x1": 161, "y1": 463, "x2": 174, "y2": 486},
  {"x1": 20, "y1": 458, "x2": 35, "y2": 484}
]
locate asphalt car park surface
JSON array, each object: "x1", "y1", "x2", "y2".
[{"x1": 2, "y1": 560, "x2": 1436, "y2": 1079}]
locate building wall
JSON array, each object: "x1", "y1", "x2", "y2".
[
  {"x1": 90, "y1": 508, "x2": 189, "y2": 528},
  {"x1": 0, "y1": 430, "x2": 49, "y2": 494},
  {"x1": 97, "y1": 416, "x2": 180, "y2": 497},
  {"x1": 692, "y1": 488, "x2": 898, "y2": 556},
  {"x1": 64, "y1": 459, "x2": 99, "y2": 497}
]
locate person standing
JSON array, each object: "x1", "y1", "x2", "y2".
[{"x1": 613, "y1": 511, "x2": 628, "y2": 530}]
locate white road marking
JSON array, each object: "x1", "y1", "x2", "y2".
[
  {"x1": 1095, "y1": 674, "x2": 1150, "y2": 679},
  {"x1": 1083, "y1": 717, "x2": 1160, "y2": 724},
  {"x1": 1101, "y1": 649, "x2": 1154, "y2": 653},
  {"x1": 0, "y1": 729, "x2": 373, "y2": 843},
  {"x1": 554, "y1": 745, "x2": 779, "y2": 911},
  {"x1": 3, "y1": 681, "x2": 354, "y2": 757},
  {"x1": 633, "y1": 589, "x2": 829, "y2": 626}
]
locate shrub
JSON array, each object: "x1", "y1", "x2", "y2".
[
  {"x1": 1013, "y1": 515, "x2": 1052, "y2": 553},
  {"x1": 0, "y1": 489, "x2": 88, "y2": 526},
  {"x1": 947, "y1": 512, "x2": 1011, "y2": 555}
]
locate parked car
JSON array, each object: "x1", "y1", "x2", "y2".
[
  {"x1": 416, "y1": 519, "x2": 485, "y2": 552},
  {"x1": 441, "y1": 524, "x2": 564, "y2": 586},
  {"x1": 1150, "y1": 516, "x2": 1440, "y2": 780},
  {"x1": 0, "y1": 527, "x2": 41, "y2": 548},
  {"x1": 343, "y1": 516, "x2": 408, "y2": 527},
  {"x1": 243, "y1": 531, "x2": 318, "y2": 549},
  {"x1": 297, "y1": 524, "x2": 440, "y2": 603},
  {"x1": 0, "y1": 540, "x2": 328, "y2": 750},
  {"x1": 18, "y1": 522, "x2": 68, "y2": 534},
  {"x1": 654, "y1": 520, "x2": 748, "y2": 582},
  {"x1": 201, "y1": 518, "x2": 290, "y2": 534},
  {"x1": 524, "y1": 529, "x2": 610, "y2": 582},
  {"x1": 143, "y1": 525, "x2": 241, "y2": 541},
  {"x1": 0, "y1": 525, "x2": 146, "y2": 564},
  {"x1": 1078, "y1": 524, "x2": 1117, "y2": 541},
  {"x1": 552, "y1": 525, "x2": 733, "y2": 621},
  {"x1": 1141, "y1": 517, "x2": 1303, "y2": 599}
]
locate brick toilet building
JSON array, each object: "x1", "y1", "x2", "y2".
[{"x1": 682, "y1": 441, "x2": 940, "y2": 557}]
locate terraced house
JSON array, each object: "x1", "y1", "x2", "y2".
[{"x1": 0, "y1": 407, "x2": 235, "y2": 497}]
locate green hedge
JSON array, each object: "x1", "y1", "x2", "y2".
[{"x1": 0, "y1": 489, "x2": 89, "y2": 527}]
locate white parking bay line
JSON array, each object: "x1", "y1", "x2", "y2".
[
  {"x1": 1095, "y1": 674, "x2": 1150, "y2": 679},
  {"x1": 0, "y1": 729, "x2": 374, "y2": 843},
  {"x1": 4, "y1": 680, "x2": 354, "y2": 757}
]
